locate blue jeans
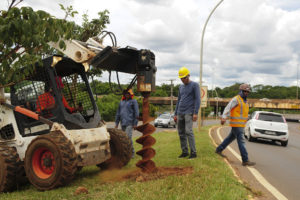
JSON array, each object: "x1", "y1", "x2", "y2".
[
  {"x1": 216, "y1": 127, "x2": 248, "y2": 162},
  {"x1": 177, "y1": 114, "x2": 197, "y2": 155},
  {"x1": 122, "y1": 125, "x2": 135, "y2": 156}
]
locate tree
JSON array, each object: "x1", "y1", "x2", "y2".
[
  {"x1": 0, "y1": 3, "x2": 74, "y2": 85},
  {"x1": 0, "y1": 1, "x2": 110, "y2": 86}
]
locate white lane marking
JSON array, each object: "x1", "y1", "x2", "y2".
[{"x1": 216, "y1": 127, "x2": 288, "y2": 200}]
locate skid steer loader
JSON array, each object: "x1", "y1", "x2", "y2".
[{"x1": 0, "y1": 33, "x2": 156, "y2": 191}]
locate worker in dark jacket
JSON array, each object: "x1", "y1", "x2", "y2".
[
  {"x1": 115, "y1": 89, "x2": 139, "y2": 158},
  {"x1": 174, "y1": 67, "x2": 200, "y2": 159}
]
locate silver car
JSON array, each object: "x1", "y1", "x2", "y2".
[
  {"x1": 244, "y1": 111, "x2": 289, "y2": 146},
  {"x1": 154, "y1": 114, "x2": 176, "y2": 128}
]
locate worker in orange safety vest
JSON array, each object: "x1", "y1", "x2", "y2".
[{"x1": 215, "y1": 83, "x2": 256, "y2": 166}]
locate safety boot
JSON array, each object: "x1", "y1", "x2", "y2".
[
  {"x1": 178, "y1": 153, "x2": 189, "y2": 158},
  {"x1": 242, "y1": 161, "x2": 256, "y2": 166}
]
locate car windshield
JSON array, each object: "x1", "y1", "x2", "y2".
[
  {"x1": 159, "y1": 115, "x2": 170, "y2": 119},
  {"x1": 258, "y1": 113, "x2": 284, "y2": 122}
]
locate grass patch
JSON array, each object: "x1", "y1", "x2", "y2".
[{"x1": 1, "y1": 126, "x2": 251, "y2": 200}]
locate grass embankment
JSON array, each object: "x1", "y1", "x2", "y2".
[{"x1": 1, "y1": 126, "x2": 251, "y2": 200}]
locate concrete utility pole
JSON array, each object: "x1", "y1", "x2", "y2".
[
  {"x1": 169, "y1": 79, "x2": 175, "y2": 113},
  {"x1": 198, "y1": 0, "x2": 224, "y2": 132},
  {"x1": 214, "y1": 88, "x2": 219, "y2": 119}
]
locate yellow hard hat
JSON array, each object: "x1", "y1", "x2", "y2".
[{"x1": 178, "y1": 67, "x2": 190, "y2": 78}]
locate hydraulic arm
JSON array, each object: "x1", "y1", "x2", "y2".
[{"x1": 49, "y1": 34, "x2": 156, "y2": 93}]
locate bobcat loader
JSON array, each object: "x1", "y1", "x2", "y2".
[{"x1": 0, "y1": 32, "x2": 156, "y2": 191}]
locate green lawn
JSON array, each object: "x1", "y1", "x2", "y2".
[{"x1": 1, "y1": 126, "x2": 252, "y2": 200}]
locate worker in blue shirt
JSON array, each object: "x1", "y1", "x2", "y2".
[
  {"x1": 174, "y1": 67, "x2": 200, "y2": 159},
  {"x1": 115, "y1": 89, "x2": 139, "y2": 158}
]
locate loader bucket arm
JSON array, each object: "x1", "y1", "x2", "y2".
[
  {"x1": 49, "y1": 37, "x2": 156, "y2": 92},
  {"x1": 90, "y1": 46, "x2": 156, "y2": 92}
]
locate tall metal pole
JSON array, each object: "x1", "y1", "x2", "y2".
[
  {"x1": 297, "y1": 63, "x2": 299, "y2": 99},
  {"x1": 198, "y1": 0, "x2": 224, "y2": 132}
]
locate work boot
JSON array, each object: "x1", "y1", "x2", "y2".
[
  {"x1": 188, "y1": 153, "x2": 197, "y2": 159},
  {"x1": 178, "y1": 153, "x2": 189, "y2": 158},
  {"x1": 215, "y1": 150, "x2": 226, "y2": 158},
  {"x1": 242, "y1": 161, "x2": 256, "y2": 166}
]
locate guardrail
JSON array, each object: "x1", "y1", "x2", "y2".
[{"x1": 286, "y1": 118, "x2": 300, "y2": 123}]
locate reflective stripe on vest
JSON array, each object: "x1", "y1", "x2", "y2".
[{"x1": 229, "y1": 95, "x2": 249, "y2": 127}]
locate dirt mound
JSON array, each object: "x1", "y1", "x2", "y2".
[
  {"x1": 99, "y1": 166, "x2": 193, "y2": 183},
  {"x1": 124, "y1": 166, "x2": 194, "y2": 182}
]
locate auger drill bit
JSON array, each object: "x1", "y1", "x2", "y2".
[{"x1": 135, "y1": 92, "x2": 157, "y2": 173}]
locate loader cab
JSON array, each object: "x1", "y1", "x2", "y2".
[{"x1": 10, "y1": 56, "x2": 101, "y2": 137}]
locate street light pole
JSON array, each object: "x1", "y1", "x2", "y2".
[
  {"x1": 198, "y1": 0, "x2": 224, "y2": 132},
  {"x1": 297, "y1": 63, "x2": 299, "y2": 99}
]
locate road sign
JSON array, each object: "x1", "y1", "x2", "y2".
[{"x1": 201, "y1": 86, "x2": 208, "y2": 108}]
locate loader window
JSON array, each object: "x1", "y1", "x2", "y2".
[
  {"x1": 13, "y1": 81, "x2": 45, "y2": 111},
  {"x1": 11, "y1": 80, "x2": 52, "y2": 136},
  {"x1": 59, "y1": 74, "x2": 94, "y2": 119}
]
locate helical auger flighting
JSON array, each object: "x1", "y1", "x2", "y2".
[{"x1": 135, "y1": 92, "x2": 157, "y2": 173}]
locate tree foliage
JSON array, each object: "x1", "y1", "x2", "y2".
[
  {"x1": 0, "y1": 5, "x2": 75, "y2": 85},
  {"x1": 209, "y1": 83, "x2": 299, "y2": 99},
  {"x1": 77, "y1": 10, "x2": 110, "y2": 42},
  {"x1": 0, "y1": 1, "x2": 110, "y2": 86}
]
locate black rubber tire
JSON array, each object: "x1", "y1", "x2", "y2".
[
  {"x1": 97, "y1": 128, "x2": 132, "y2": 169},
  {"x1": 16, "y1": 161, "x2": 29, "y2": 188},
  {"x1": 24, "y1": 131, "x2": 77, "y2": 191},
  {"x1": 244, "y1": 131, "x2": 248, "y2": 139},
  {"x1": 248, "y1": 128, "x2": 255, "y2": 142},
  {"x1": 0, "y1": 146, "x2": 20, "y2": 192},
  {"x1": 281, "y1": 140, "x2": 288, "y2": 147}
]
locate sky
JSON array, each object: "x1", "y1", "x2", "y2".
[{"x1": 1, "y1": 0, "x2": 300, "y2": 89}]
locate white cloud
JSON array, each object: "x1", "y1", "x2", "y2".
[{"x1": 2, "y1": 0, "x2": 300, "y2": 89}]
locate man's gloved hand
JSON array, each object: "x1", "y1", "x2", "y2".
[
  {"x1": 173, "y1": 115, "x2": 177, "y2": 123},
  {"x1": 220, "y1": 118, "x2": 226, "y2": 125},
  {"x1": 192, "y1": 114, "x2": 198, "y2": 122}
]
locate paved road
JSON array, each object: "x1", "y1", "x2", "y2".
[{"x1": 217, "y1": 122, "x2": 300, "y2": 200}]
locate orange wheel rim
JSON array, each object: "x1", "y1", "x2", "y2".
[{"x1": 32, "y1": 147, "x2": 55, "y2": 179}]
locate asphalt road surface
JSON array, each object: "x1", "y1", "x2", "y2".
[{"x1": 216, "y1": 122, "x2": 300, "y2": 200}]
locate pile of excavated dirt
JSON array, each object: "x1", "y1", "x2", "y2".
[
  {"x1": 99, "y1": 166, "x2": 194, "y2": 183},
  {"x1": 124, "y1": 166, "x2": 194, "y2": 182}
]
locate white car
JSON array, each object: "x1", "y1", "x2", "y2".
[
  {"x1": 244, "y1": 111, "x2": 289, "y2": 146},
  {"x1": 154, "y1": 114, "x2": 176, "y2": 128}
]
